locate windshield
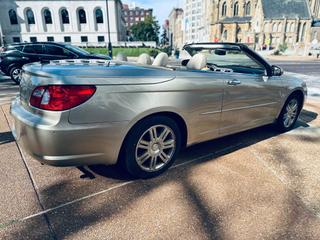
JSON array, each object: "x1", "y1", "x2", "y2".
[{"x1": 64, "y1": 44, "x2": 90, "y2": 56}]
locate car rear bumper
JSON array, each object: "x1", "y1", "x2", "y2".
[{"x1": 10, "y1": 97, "x2": 129, "y2": 167}]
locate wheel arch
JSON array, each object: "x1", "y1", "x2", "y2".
[
  {"x1": 117, "y1": 111, "x2": 188, "y2": 164},
  {"x1": 277, "y1": 89, "x2": 305, "y2": 119}
]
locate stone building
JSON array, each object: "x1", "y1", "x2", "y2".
[
  {"x1": 210, "y1": 0, "x2": 312, "y2": 50},
  {"x1": 168, "y1": 8, "x2": 184, "y2": 49},
  {"x1": 177, "y1": 0, "x2": 317, "y2": 51},
  {"x1": 0, "y1": 0, "x2": 126, "y2": 46}
]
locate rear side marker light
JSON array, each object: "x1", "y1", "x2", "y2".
[{"x1": 30, "y1": 85, "x2": 96, "y2": 111}]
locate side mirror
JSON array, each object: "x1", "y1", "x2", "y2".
[
  {"x1": 181, "y1": 59, "x2": 190, "y2": 66},
  {"x1": 271, "y1": 65, "x2": 284, "y2": 76}
]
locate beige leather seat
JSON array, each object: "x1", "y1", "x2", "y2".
[
  {"x1": 187, "y1": 53, "x2": 207, "y2": 70},
  {"x1": 116, "y1": 53, "x2": 128, "y2": 62},
  {"x1": 152, "y1": 52, "x2": 169, "y2": 67},
  {"x1": 137, "y1": 53, "x2": 152, "y2": 65}
]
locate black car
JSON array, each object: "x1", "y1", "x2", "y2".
[{"x1": 0, "y1": 42, "x2": 111, "y2": 84}]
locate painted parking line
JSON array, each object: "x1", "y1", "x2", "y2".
[{"x1": 0, "y1": 141, "x2": 244, "y2": 229}]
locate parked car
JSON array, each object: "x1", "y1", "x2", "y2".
[
  {"x1": 10, "y1": 43, "x2": 307, "y2": 178},
  {"x1": 0, "y1": 42, "x2": 110, "y2": 84}
]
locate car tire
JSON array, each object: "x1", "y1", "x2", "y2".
[
  {"x1": 276, "y1": 94, "x2": 302, "y2": 132},
  {"x1": 122, "y1": 116, "x2": 182, "y2": 179},
  {"x1": 10, "y1": 66, "x2": 22, "y2": 84}
]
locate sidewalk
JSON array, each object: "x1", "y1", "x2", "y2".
[{"x1": 0, "y1": 100, "x2": 320, "y2": 239}]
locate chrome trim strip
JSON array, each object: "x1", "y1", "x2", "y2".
[
  {"x1": 200, "y1": 110, "x2": 222, "y2": 115},
  {"x1": 222, "y1": 102, "x2": 278, "y2": 113}
]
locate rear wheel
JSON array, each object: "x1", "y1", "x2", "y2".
[
  {"x1": 123, "y1": 116, "x2": 181, "y2": 178},
  {"x1": 10, "y1": 66, "x2": 22, "y2": 84},
  {"x1": 276, "y1": 95, "x2": 302, "y2": 132}
]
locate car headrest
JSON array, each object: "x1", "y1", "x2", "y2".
[
  {"x1": 187, "y1": 53, "x2": 207, "y2": 70},
  {"x1": 152, "y1": 52, "x2": 169, "y2": 67},
  {"x1": 137, "y1": 53, "x2": 152, "y2": 65},
  {"x1": 116, "y1": 53, "x2": 128, "y2": 61}
]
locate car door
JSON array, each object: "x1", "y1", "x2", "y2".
[
  {"x1": 213, "y1": 48, "x2": 283, "y2": 136},
  {"x1": 43, "y1": 44, "x2": 77, "y2": 61},
  {"x1": 22, "y1": 44, "x2": 44, "y2": 63}
]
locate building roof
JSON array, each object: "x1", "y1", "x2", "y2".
[
  {"x1": 261, "y1": 0, "x2": 311, "y2": 20},
  {"x1": 219, "y1": 16, "x2": 252, "y2": 23}
]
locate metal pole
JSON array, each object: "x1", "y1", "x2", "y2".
[{"x1": 106, "y1": 0, "x2": 113, "y2": 58}]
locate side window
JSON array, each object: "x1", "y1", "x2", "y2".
[
  {"x1": 23, "y1": 44, "x2": 44, "y2": 54},
  {"x1": 205, "y1": 48, "x2": 265, "y2": 74},
  {"x1": 44, "y1": 45, "x2": 65, "y2": 56}
]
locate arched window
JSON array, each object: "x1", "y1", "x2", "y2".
[
  {"x1": 278, "y1": 23, "x2": 282, "y2": 32},
  {"x1": 223, "y1": 30, "x2": 228, "y2": 41},
  {"x1": 221, "y1": 2, "x2": 227, "y2": 17},
  {"x1": 234, "y1": 2, "x2": 239, "y2": 16},
  {"x1": 272, "y1": 23, "x2": 277, "y2": 32},
  {"x1": 43, "y1": 9, "x2": 52, "y2": 24},
  {"x1": 9, "y1": 9, "x2": 18, "y2": 25},
  {"x1": 95, "y1": 9, "x2": 103, "y2": 24},
  {"x1": 26, "y1": 9, "x2": 35, "y2": 24},
  {"x1": 300, "y1": 23, "x2": 306, "y2": 41},
  {"x1": 290, "y1": 23, "x2": 295, "y2": 32},
  {"x1": 78, "y1": 9, "x2": 87, "y2": 24},
  {"x1": 61, "y1": 9, "x2": 70, "y2": 24},
  {"x1": 245, "y1": 2, "x2": 251, "y2": 16}
]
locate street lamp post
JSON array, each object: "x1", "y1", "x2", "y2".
[{"x1": 106, "y1": 0, "x2": 113, "y2": 58}]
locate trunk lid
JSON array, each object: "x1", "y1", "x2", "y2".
[{"x1": 19, "y1": 60, "x2": 175, "y2": 110}]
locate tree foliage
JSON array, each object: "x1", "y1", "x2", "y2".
[{"x1": 130, "y1": 16, "x2": 160, "y2": 44}]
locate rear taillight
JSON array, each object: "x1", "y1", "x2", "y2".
[{"x1": 30, "y1": 85, "x2": 96, "y2": 111}]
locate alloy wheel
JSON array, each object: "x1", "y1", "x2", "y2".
[
  {"x1": 135, "y1": 125, "x2": 176, "y2": 172},
  {"x1": 283, "y1": 98, "x2": 299, "y2": 128}
]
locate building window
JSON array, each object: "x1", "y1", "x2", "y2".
[
  {"x1": 30, "y1": 37, "x2": 37, "y2": 42},
  {"x1": 95, "y1": 9, "x2": 103, "y2": 23},
  {"x1": 47, "y1": 36, "x2": 54, "y2": 42},
  {"x1": 221, "y1": 2, "x2": 227, "y2": 17},
  {"x1": 290, "y1": 23, "x2": 295, "y2": 32},
  {"x1": 81, "y1": 36, "x2": 88, "y2": 42},
  {"x1": 278, "y1": 23, "x2": 282, "y2": 32},
  {"x1": 78, "y1": 9, "x2": 87, "y2": 24},
  {"x1": 64, "y1": 36, "x2": 71, "y2": 42},
  {"x1": 300, "y1": 23, "x2": 306, "y2": 42},
  {"x1": 61, "y1": 9, "x2": 70, "y2": 24},
  {"x1": 272, "y1": 23, "x2": 277, "y2": 32},
  {"x1": 43, "y1": 9, "x2": 53, "y2": 24},
  {"x1": 233, "y1": 2, "x2": 239, "y2": 16},
  {"x1": 245, "y1": 2, "x2": 251, "y2": 16},
  {"x1": 12, "y1": 37, "x2": 21, "y2": 43},
  {"x1": 26, "y1": 9, "x2": 35, "y2": 24},
  {"x1": 223, "y1": 30, "x2": 228, "y2": 41},
  {"x1": 9, "y1": 9, "x2": 18, "y2": 25},
  {"x1": 98, "y1": 36, "x2": 105, "y2": 42}
]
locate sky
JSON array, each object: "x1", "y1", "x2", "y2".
[{"x1": 123, "y1": 0, "x2": 183, "y2": 27}]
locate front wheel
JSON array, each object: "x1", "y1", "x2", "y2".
[
  {"x1": 123, "y1": 116, "x2": 181, "y2": 178},
  {"x1": 10, "y1": 66, "x2": 22, "y2": 84},
  {"x1": 276, "y1": 95, "x2": 302, "y2": 132}
]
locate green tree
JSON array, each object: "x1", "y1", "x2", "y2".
[{"x1": 130, "y1": 16, "x2": 160, "y2": 44}]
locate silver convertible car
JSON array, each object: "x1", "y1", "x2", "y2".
[{"x1": 11, "y1": 43, "x2": 307, "y2": 178}]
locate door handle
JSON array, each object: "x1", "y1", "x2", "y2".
[{"x1": 227, "y1": 79, "x2": 242, "y2": 86}]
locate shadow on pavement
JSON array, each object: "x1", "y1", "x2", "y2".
[
  {"x1": 0, "y1": 131, "x2": 15, "y2": 145},
  {"x1": 3, "y1": 108, "x2": 319, "y2": 239}
]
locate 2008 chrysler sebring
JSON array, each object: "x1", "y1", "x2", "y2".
[{"x1": 11, "y1": 43, "x2": 307, "y2": 178}]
